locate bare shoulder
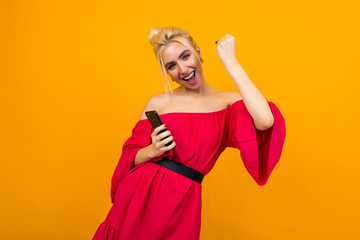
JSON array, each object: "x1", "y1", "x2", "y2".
[
  {"x1": 139, "y1": 93, "x2": 165, "y2": 120},
  {"x1": 221, "y1": 90, "x2": 242, "y2": 106}
]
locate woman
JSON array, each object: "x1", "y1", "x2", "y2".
[{"x1": 93, "y1": 26, "x2": 286, "y2": 240}]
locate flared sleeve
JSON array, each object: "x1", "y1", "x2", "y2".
[
  {"x1": 110, "y1": 120, "x2": 174, "y2": 203},
  {"x1": 226, "y1": 100, "x2": 286, "y2": 186}
]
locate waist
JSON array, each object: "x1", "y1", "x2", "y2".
[{"x1": 150, "y1": 157, "x2": 204, "y2": 184}]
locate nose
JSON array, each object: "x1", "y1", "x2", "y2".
[{"x1": 178, "y1": 62, "x2": 188, "y2": 75}]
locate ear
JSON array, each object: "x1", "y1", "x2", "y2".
[{"x1": 196, "y1": 45, "x2": 201, "y2": 58}]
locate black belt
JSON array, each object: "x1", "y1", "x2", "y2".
[{"x1": 150, "y1": 157, "x2": 204, "y2": 184}]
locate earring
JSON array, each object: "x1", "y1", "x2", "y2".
[{"x1": 200, "y1": 57, "x2": 204, "y2": 63}]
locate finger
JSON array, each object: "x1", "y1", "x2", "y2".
[
  {"x1": 159, "y1": 136, "x2": 174, "y2": 148},
  {"x1": 168, "y1": 140, "x2": 176, "y2": 149},
  {"x1": 158, "y1": 134, "x2": 173, "y2": 145},
  {"x1": 163, "y1": 135, "x2": 174, "y2": 144},
  {"x1": 155, "y1": 124, "x2": 166, "y2": 134},
  {"x1": 151, "y1": 127, "x2": 162, "y2": 138},
  {"x1": 158, "y1": 130, "x2": 171, "y2": 139},
  {"x1": 156, "y1": 130, "x2": 170, "y2": 143},
  {"x1": 160, "y1": 140, "x2": 176, "y2": 152},
  {"x1": 216, "y1": 37, "x2": 226, "y2": 45}
]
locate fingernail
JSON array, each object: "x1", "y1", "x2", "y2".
[{"x1": 215, "y1": 40, "x2": 218, "y2": 44}]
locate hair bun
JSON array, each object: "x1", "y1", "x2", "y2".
[{"x1": 149, "y1": 27, "x2": 162, "y2": 45}]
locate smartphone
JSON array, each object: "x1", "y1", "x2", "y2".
[{"x1": 145, "y1": 110, "x2": 174, "y2": 147}]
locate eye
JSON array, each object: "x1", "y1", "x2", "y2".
[{"x1": 168, "y1": 54, "x2": 190, "y2": 70}]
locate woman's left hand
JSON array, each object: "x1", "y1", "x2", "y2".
[{"x1": 216, "y1": 34, "x2": 239, "y2": 70}]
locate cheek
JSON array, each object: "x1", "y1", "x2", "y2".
[
  {"x1": 191, "y1": 56, "x2": 200, "y2": 65},
  {"x1": 167, "y1": 70, "x2": 178, "y2": 79},
  {"x1": 167, "y1": 70, "x2": 174, "y2": 76}
]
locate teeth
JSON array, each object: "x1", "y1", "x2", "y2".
[{"x1": 183, "y1": 71, "x2": 194, "y2": 80}]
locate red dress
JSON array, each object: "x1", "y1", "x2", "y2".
[{"x1": 93, "y1": 99, "x2": 286, "y2": 240}]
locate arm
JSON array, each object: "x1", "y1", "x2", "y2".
[
  {"x1": 132, "y1": 145, "x2": 155, "y2": 167},
  {"x1": 132, "y1": 93, "x2": 165, "y2": 167},
  {"x1": 226, "y1": 100, "x2": 286, "y2": 186},
  {"x1": 216, "y1": 34, "x2": 274, "y2": 131},
  {"x1": 227, "y1": 63, "x2": 274, "y2": 130}
]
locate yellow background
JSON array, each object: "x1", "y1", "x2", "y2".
[{"x1": 1, "y1": 0, "x2": 359, "y2": 239}]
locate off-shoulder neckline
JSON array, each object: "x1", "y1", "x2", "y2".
[{"x1": 138, "y1": 99, "x2": 243, "y2": 122}]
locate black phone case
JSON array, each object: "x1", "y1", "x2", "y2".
[{"x1": 145, "y1": 110, "x2": 174, "y2": 147}]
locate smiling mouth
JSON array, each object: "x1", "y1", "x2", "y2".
[{"x1": 182, "y1": 70, "x2": 195, "y2": 81}]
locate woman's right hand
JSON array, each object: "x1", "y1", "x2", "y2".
[{"x1": 150, "y1": 124, "x2": 176, "y2": 158}]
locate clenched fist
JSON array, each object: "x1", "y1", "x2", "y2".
[{"x1": 216, "y1": 34, "x2": 239, "y2": 70}]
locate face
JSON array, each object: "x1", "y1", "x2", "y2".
[{"x1": 162, "y1": 41, "x2": 202, "y2": 89}]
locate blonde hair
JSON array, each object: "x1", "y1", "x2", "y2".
[{"x1": 148, "y1": 26, "x2": 202, "y2": 97}]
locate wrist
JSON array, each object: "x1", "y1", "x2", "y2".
[
  {"x1": 134, "y1": 145, "x2": 154, "y2": 167},
  {"x1": 147, "y1": 144, "x2": 156, "y2": 159}
]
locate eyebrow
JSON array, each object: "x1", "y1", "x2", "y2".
[{"x1": 164, "y1": 50, "x2": 190, "y2": 68}]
